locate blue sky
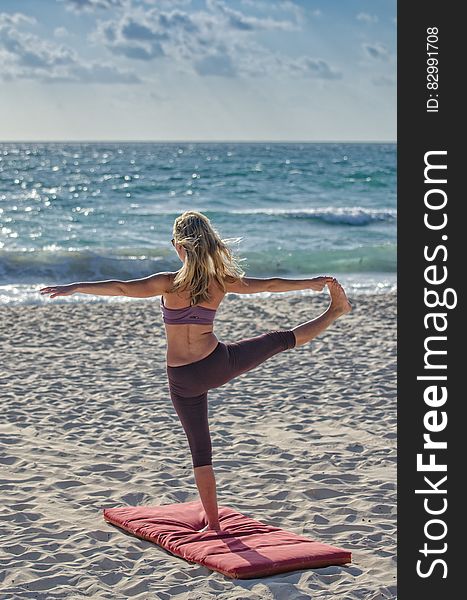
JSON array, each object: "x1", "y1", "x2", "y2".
[{"x1": 0, "y1": 0, "x2": 396, "y2": 141}]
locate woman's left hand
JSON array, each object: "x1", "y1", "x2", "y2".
[{"x1": 309, "y1": 276, "x2": 336, "y2": 291}]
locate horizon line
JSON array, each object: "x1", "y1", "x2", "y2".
[{"x1": 0, "y1": 139, "x2": 396, "y2": 144}]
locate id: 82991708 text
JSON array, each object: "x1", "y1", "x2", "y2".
[{"x1": 426, "y1": 27, "x2": 439, "y2": 113}]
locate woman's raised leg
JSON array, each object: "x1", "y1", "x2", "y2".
[
  {"x1": 291, "y1": 279, "x2": 351, "y2": 347},
  {"x1": 214, "y1": 281, "x2": 351, "y2": 382}
]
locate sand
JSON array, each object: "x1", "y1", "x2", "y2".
[{"x1": 1, "y1": 291, "x2": 396, "y2": 599}]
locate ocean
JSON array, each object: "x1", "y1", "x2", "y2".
[{"x1": 0, "y1": 141, "x2": 396, "y2": 304}]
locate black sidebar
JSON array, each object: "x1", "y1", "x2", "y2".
[{"x1": 398, "y1": 2, "x2": 463, "y2": 597}]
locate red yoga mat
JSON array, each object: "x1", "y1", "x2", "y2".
[{"x1": 103, "y1": 500, "x2": 351, "y2": 579}]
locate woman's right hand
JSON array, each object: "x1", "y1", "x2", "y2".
[
  {"x1": 309, "y1": 276, "x2": 336, "y2": 291},
  {"x1": 39, "y1": 284, "x2": 78, "y2": 299}
]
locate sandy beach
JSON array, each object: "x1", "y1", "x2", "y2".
[{"x1": 1, "y1": 291, "x2": 396, "y2": 599}]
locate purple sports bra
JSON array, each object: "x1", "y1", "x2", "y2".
[{"x1": 160, "y1": 295, "x2": 217, "y2": 325}]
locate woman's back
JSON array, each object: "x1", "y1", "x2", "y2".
[
  {"x1": 163, "y1": 210, "x2": 246, "y2": 366},
  {"x1": 162, "y1": 273, "x2": 227, "y2": 367}
]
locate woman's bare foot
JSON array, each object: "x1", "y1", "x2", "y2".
[
  {"x1": 328, "y1": 279, "x2": 352, "y2": 316},
  {"x1": 198, "y1": 523, "x2": 223, "y2": 533}
]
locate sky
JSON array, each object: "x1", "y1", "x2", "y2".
[{"x1": 0, "y1": 0, "x2": 396, "y2": 141}]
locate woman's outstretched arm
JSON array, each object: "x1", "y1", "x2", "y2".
[
  {"x1": 39, "y1": 272, "x2": 172, "y2": 299},
  {"x1": 39, "y1": 280, "x2": 124, "y2": 298},
  {"x1": 225, "y1": 275, "x2": 335, "y2": 294}
]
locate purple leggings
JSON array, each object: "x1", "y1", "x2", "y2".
[{"x1": 166, "y1": 330, "x2": 296, "y2": 468}]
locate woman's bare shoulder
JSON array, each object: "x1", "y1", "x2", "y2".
[
  {"x1": 223, "y1": 275, "x2": 250, "y2": 293},
  {"x1": 163, "y1": 270, "x2": 180, "y2": 289}
]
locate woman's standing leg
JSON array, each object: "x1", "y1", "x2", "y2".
[
  {"x1": 169, "y1": 389, "x2": 221, "y2": 530},
  {"x1": 193, "y1": 465, "x2": 221, "y2": 531}
]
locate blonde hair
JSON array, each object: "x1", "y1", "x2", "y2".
[{"x1": 169, "y1": 210, "x2": 245, "y2": 305}]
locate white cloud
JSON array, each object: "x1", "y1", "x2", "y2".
[
  {"x1": 61, "y1": 0, "x2": 124, "y2": 12},
  {"x1": 94, "y1": 3, "x2": 337, "y2": 80},
  {"x1": 62, "y1": 0, "x2": 192, "y2": 10},
  {"x1": 54, "y1": 26, "x2": 69, "y2": 38},
  {"x1": 0, "y1": 11, "x2": 141, "y2": 83},
  {"x1": 95, "y1": 8, "x2": 201, "y2": 63},
  {"x1": 206, "y1": 0, "x2": 297, "y2": 31},
  {"x1": 1, "y1": 22, "x2": 76, "y2": 69},
  {"x1": 239, "y1": 0, "x2": 304, "y2": 22},
  {"x1": 357, "y1": 13, "x2": 378, "y2": 24},
  {"x1": 363, "y1": 42, "x2": 390, "y2": 61},
  {"x1": 0, "y1": 12, "x2": 36, "y2": 26},
  {"x1": 50, "y1": 63, "x2": 141, "y2": 83},
  {"x1": 1, "y1": 3, "x2": 342, "y2": 85},
  {"x1": 292, "y1": 56, "x2": 341, "y2": 79},
  {"x1": 278, "y1": 1, "x2": 305, "y2": 23}
]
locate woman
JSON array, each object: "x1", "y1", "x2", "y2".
[{"x1": 39, "y1": 210, "x2": 351, "y2": 532}]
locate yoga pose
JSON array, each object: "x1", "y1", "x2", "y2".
[{"x1": 39, "y1": 210, "x2": 351, "y2": 532}]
